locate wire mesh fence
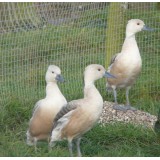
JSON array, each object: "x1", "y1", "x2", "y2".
[{"x1": 0, "y1": 2, "x2": 159, "y2": 112}]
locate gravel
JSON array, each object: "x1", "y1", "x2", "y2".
[{"x1": 99, "y1": 101, "x2": 157, "y2": 128}]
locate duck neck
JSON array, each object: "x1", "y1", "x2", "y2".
[
  {"x1": 121, "y1": 32, "x2": 139, "y2": 53},
  {"x1": 84, "y1": 79, "x2": 94, "y2": 88},
  {"x1": 46, "y1": 82, "x2": 61, "y2": 98},
  {"x1": 84, "y1": 80, "x2": 102, "y2": 102},
  {"x1": 126, "y1": 31, "x2": 136, "y2": 38}
]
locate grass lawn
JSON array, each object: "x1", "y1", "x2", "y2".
[{"x1": 1, "y1": 120, "x2": 160, "y2": 157}]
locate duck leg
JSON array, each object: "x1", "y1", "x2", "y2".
[
  {"x1": 33, "y1": 138, "x2": 37, "y2": 152},
  {"x1": 112, "y1": 87, "x2": 127, "y2": 111},
  {"x1": 76, "y1": 137, "x2": 82, "y2": 157},
  {"x1": 68, "y1": 139, "x2": 73, "y2": 157},
  {"x1": 125, "y1": 87, "x2": 137, "y2": 111}
]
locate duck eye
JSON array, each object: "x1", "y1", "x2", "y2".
[
  {"x1": 52, "y1": 71, "x2": 54, "y2": 74},
  {"x1": 98, "y1": 68, "x2": 101, "y2": 71},
  {"x1": 137, "y1": 23, "x2": 140, "y2": 25}
]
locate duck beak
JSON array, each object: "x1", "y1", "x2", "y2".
[
  {"x1": 142, "y1": 25, "x2": 154, "y2": 31},
  {"x1": 103, "y1": 71, "x2": 116, "y2": 79},
  {"x1": 56, "y1": 74, "x2": 65, "y2": 82}
]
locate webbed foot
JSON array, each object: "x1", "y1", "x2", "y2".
[
  {"x1": 113, "y1": 105, "x2": 137, "y2": 111},
  {"x1": 125, "y1": 105, "x2": 137, "y2": 111},
  {"x1": 113, "y1": 105, "x2": 128, "y2": 111}
]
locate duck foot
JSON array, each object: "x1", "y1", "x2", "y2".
[
  {"x1": 113, "y1": 105, "x2": 137, "y2": 111},
  {"x1": 125, "y1": 105, "x2": 137, "y2": 111}
]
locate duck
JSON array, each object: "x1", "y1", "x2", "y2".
[
  {"x1": 26, "y1": 65, "x2": 67, "y2": 151},
  {"x1": 106, "y1": 19, "x2": 153, "y2": 111},
  {"x1": 49, "y1": 64, "x2": 115, "y2": 156}
]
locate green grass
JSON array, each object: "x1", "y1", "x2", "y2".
[
  {"x1": 0, "y1": 98, "x2": 160, "y2": 156},
  {"x1": 0, "y1": 3, "x2": 160, "y2": 157},
  {"x1": 1, "y1": 110, "x2": 160, "y2": 157}
]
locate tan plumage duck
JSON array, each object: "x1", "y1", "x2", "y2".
[
  {"x1": 49, "y1": 64, "x2": 115, "y2": 156},
  {"x1": 106, "y1": 19, "x2": 153, "y2": 111},
  {"x1": 26, "y1": 65, "x2": 67, "y2": 150}
]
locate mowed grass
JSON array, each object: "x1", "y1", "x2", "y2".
[
  {"x1": 1, "y1": 102, "x2": 160, "y2": 157},
  {"x1": 0, "y1": 4, "x2": 160, "y2": 157}
]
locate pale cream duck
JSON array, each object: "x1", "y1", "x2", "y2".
[
  {"x1": 106, "y1": 19, "x2": 153, "y2": 111},
  {"x1": 49, "y1": 64, "x2": 115, "y2": 156},
  {"x1": 26, "y1": 65, "x2": 67, "y2": 150}
]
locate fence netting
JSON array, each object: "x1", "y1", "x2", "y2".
[{"x1": 0, "y1": 2, "x2": 159, "y2": 112}]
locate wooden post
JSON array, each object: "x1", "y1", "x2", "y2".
[{"x1": 105, "y1": 2, "x2": 127, "y2": 68}]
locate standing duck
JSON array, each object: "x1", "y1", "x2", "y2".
[
  {"x1": 106, "y1": 19, "x2": 153, "y2": 111},
  {"x1": 26, "y1": 65, "x2": 67, "y2": 150},
  {"x1": 49, "y1": 64, "x2": 115, "y2": 156}
]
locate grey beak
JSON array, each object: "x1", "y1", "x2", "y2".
[
  {"x1": 103, "y1": 71, "x2": 116, "y2": 79},
  {"x1": 142, "y1": 25, "x2": 154, "y2": 31},
  {"x1": 56, "y1": 74, "x2": 65, "y2": 82}
]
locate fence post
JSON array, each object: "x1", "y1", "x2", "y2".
[{"x1": 105, "y1": 2, "x2": 127, "y2": 68}]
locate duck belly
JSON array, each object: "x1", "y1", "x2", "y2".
[{"x1": 107, "y1": 54, "x2": 142, "y2": 88}]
